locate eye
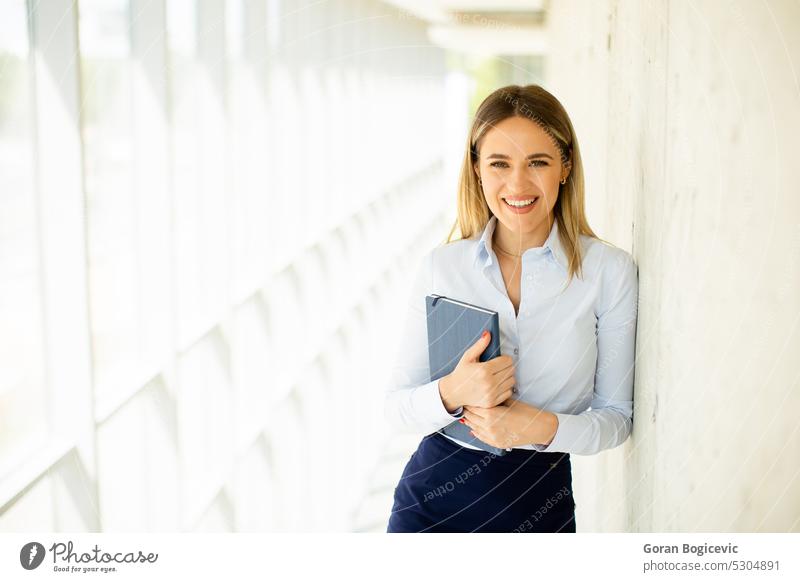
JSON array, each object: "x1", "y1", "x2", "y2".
[{"x1": 488, "y1": 160, "x2": 548, "y2": 168}]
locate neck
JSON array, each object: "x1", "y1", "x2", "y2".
[{"x1": 492, "y1": 215, "x2": 554, "y2": 258}]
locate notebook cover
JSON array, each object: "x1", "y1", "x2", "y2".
[{"x1": 425, "y1": 294, "x2": 508, "y2": 456}]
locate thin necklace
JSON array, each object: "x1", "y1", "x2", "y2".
[{"x1": 493, "y1": 241, "x2": 522, "y2": 258}]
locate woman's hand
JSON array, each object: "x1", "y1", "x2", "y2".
[
  {"x1": 461, "y1": 398, "x2": 558, "y2": 449},
  {"x1": 439, "y1": 331, "x2": 516, "y2": 412}
]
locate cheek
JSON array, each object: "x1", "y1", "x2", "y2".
[
  {"x1": 482, "y1": 186, "x2": 503, "y2": 208},
  {"x1": 541, "y1": 187, "x2": 560, "y2": 207},
  {"x1": 531, "y1": 172, "x2": 559, "y2": 191},
  {"x1": 482, "y1": 175, "x2": 504, "y2": 192}
]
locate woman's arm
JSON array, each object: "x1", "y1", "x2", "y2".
[
  {"x1": 383, "y1": 250, "x2": 464, "y2": 433},
  {"x1": 531, "y1": 251, "x2": 639, "y2": 455}
]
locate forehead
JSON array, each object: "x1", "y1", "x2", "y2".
[{"x1": 479, "y1": 116, "x2": 556, "y2": 155}]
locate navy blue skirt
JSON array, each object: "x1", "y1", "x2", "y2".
[{"x1": 387, "y1": 432, "x2": 576, "y2": 533}]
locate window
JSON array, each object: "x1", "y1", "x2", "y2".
[{"x1": 0, "y1": 0, "x2": 47, "y2": 480}]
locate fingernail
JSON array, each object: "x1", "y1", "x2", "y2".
[
  {"x1": 481, "y1": 330, "x2": 488, "y2": 339},
  {"x1": 458, "y1": 418, "x2": 465, "y2": 423}
]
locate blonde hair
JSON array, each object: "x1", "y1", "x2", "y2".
[{"x1": 444, "y1": 84, "x2": 606, "y2": 285}]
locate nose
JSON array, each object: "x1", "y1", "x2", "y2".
[{"x1": 507, "y1": 164, "x2": 533, "y2": 193}]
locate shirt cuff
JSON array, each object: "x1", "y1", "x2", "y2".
[
  {"x1": 413, "y1": 378, "x2": 464, "y2": 428},
  {"x1": 531, "y1": 412, "x2": 571, "y2": 452},
  {"x1": 436, "y1": 379, "x2": 464, "y2": 418}
]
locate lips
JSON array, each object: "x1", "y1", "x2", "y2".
[
  {"x1": 503, "y1": 196, "x2": 539, "y2": 202},
  {"x1": 502, "y1": 196, "x2": 539, "y2": 207},
  {"x1": 501, "y1": 195, "x2": 539, "y2": 214}
]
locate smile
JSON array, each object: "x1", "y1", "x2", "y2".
[
  {"x1": 503, "y1": 198, "x2": 537, "y2": 207},
  {"x1": 502, "y1": 197, "x2": 539, "y2": 213}
]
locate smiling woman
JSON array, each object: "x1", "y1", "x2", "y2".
[
  {"x1": 476, "y1": 118, "x2": 566, "y2": 226},
  {"x1": 385, "y1": 84, "x2": 639, "y2": 533},
  {"x1": 452, "y1": 85, "x2": 594, "y2": 276}
]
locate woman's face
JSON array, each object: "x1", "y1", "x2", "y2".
[{"x1": 474, "y1": 116, "x2": 570, "y2": 237}]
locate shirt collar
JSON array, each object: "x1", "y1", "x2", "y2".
[{"x1": 472, "y1": 215, "x2": 568, "y2": 271}]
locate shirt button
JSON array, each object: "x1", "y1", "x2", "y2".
[
  {"x1": 525, "y1": 311, "x2": 530, "y2": 317},
  {"x1": 526, "y1": 275, "x2": 532, "y2": 281},
  {"x1": 513, "y1": 348, "x2": 519, "y2": 355}
]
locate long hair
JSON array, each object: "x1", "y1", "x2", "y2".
[{"x1": 444, "y1": 84, "x2": 606, "y2": 285}]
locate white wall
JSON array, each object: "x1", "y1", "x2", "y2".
[{"x1": 545, "y1": 0, "x2": 800, "y2": 532}]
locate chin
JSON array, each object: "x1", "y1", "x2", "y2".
[{"x1": 498, "y1": 211, "x2": 551, "y2": 231}]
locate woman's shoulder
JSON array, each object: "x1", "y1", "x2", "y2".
[
  {"x1": 427, "y1": 237, "x2": 476, "y2": 266},
  {"x1": 580, "y1": 234, "x2": 636, "y2": 271},
  {"x1": 576, "y1": 235, "x2": 638, "y2": 297},
  {"x1": 580, "y1": 237, "x2": 638, "y2": 319},
  {"x1": 412, "y1": 238, "x2": 479, "y2": 288}
]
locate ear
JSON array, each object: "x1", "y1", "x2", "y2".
[
  {"x1": 473, "y1": 163, "x2": 481, "y2": 180},
  {"x1": 562, "y1": 160, "x2": 573, "y2": 181}
]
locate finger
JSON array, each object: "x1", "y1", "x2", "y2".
[
  {"x1": 486, "y1": 357, "x2": 514, "y2": 375},
  {"x1": 463, "y1": 405, "x2": 490, "y2": 420},
  {"x1": 495, "y1": 389, "x2": 514, "y2": 406},
  {"x1": 492, "y1": 365, "x2": 516, "y2": 383},
  {"x1": 486, "y1": 381, "x2": 514, "y2": 407},
  {"x1": 462, "y1": 410, "x2": 486, "y2": 429},
  {"x1": 461, "y1": 330, "x2": 491, "y2": 363},
  {"x1": 496, "y1": 374, "x2": 516, "y2": 394}
]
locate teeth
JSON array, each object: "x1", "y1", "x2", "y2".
[{"x1": 504, "y1": 198, "x2": 536, "y2": 207}]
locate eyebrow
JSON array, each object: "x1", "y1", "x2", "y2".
[{"x1": 484, "y1": 152, "x2": 554, "y2": 160}]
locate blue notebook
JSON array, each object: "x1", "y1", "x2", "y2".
[{"x1": 425, "y1": 294, "x2": 509, "y2": 456}]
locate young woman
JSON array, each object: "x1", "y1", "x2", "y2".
[{"x1": 384, "y1": 84, "x2": 639, "y2": 533}]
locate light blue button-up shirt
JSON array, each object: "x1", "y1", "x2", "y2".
[{"x1": 384, "y1": 215, "x2": 639, "y2": 455}]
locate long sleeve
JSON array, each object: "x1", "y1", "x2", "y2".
[
  {"x1": 384, "y1": 250, "x2": 465, "y2": 433},
  {"x1": 533, "y1": 250, "x2": 639, "y2": 455}
]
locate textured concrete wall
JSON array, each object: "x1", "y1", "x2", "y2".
[{"x1": 545, "y1": 0, "x2": 800, "y2": 532}]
